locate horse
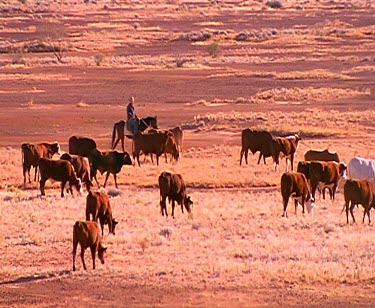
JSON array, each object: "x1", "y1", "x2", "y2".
[{"x1": 111, "y1": 116, "x2": 158, "y2": 152}]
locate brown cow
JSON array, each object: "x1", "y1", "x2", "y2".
[
  {"x1": 281, "y1": 172, "x2": 315, "y2": 217},
  {"x1": 60, "y1": 153, "x2": 93, "y2": 192},
  {"x1": 39, "y1": 158, "x2": 82, "y2": 197},
  {"x1": 133, "y1": 131, "x2": 179, "y2": 166},
  {"x1": 86, "y1": 191, "x2": 118, "y2": 236},
  {"x1": 304, "y1": 149, "x2": 340, "y2": 163},
  {"x1": 169, "y1": 126, "x2": 183, "y2": 154},
  {"x1": 89, "y1": 149, "x2": 132, "y2": 188},
  {"x1": 272, "y1": 134, "x2": 301, "y2": 172},
  {"x1": 309, "y1": 161, "x2": 347, "y2": 202},
  {"x1": 21, "y1": 142, "x2": 60, "y2": 185},
  {"x1": 158, "y1": 171, "x2": 193, "y2": 218},
  {"x1": 72, "y1": 221, "x2": 107, "y2": 271},
  {"x1": 69, "y1": 136, "x2": 97, "y2": 157},
  {"x1": 297, "y1": 160, "x2": 333, "y2": 201},
  {"x1": 343, "y1": 179, "x2": 375, "y2": 224},
  {"x1": 240, "y1": 129, "x2": 274, "y2": 166},
  {"x1": 148, "y1": 129, "x2": 180, "y2": 163}
]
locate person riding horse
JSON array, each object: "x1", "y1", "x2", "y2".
[{"x1": 126, "y1": 96, "x2": 138, "y2": 134}]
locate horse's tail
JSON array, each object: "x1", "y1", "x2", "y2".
[{"x1": 111, "y1": 123, "x2": 117, "y2": 149}]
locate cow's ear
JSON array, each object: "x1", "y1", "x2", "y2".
[{"x1": 113, "y1": 219, "x2": 119, "y2": 225}]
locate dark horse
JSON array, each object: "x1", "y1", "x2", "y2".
[{"x1": 112, "y1": 116, "x2": 158, "y2": 152}]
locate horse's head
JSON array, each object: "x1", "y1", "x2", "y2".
[{"x1": 149, "y1": 115, "x2": 158, "y2": 129}]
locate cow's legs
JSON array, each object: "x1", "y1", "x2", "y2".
[
  {"x1": 282, "y1": 197, "x2": 289, "y2": 217},
  {"x1": 349, "y1": 202, "x2": 356, "y2": 224},
  {"x1": 171, "y1": 200, "x2": 176, "y2": 218},
  {"x1": 90, "y1": 245, "x2": 96, "y2": 269},
  {"x1": 80, "y1": 246, "x2": 87, "y2": 270},
  {"x1": 72, "y1": 239, "x2": 78, "y2": 271},
  {"x1": 257, "y1": 153, "x2": 262, "y2": 165},
  {"x1": 40, "y1": 178, "x2": 47, "y2": 196},
  {"x1": 103, "y1": 172, "x2": 110, "y2": 188},
  {"x1": 294, "y1": 199, "x2": 299, "y2": 215},
  {"x1": 121, "y1": 137, "x2": 125, "y2": 153},
  {"x1": 60, "y1": 181, "x2": 67, "y2": 197}
]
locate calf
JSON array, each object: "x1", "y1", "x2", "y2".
[
  {"x1": 158, "y1": 171, "x2": 193, "y2": 218},
  {"x1": 60, "y1": 153, "x2": 93, "y2": 192},
  {"x1": 86, "y1": 191, "x2": 118, "y2": 236},
  {"x1": 133, "y1": 131, "x2": 179, "y2": 166},
  {"x1": 39, "y1": 158, "x2": 82, "y2": 197},
  {"x1": 281, "y1": 172, "x2": 314, "y2": 217},
  {"x1": 343, "y1": 179, "x2": 375, "y2": 224},
  {"x1": 21, "y1": 141, "x2": 60, "y2": 185},
  {"x1": 309, "y1": 161, "x2": 347, "y2": 202},
  {"x1": 272, "y1": 134, "x2": 301, "y2": 172},
  {"x1": 89, "y1": 149, "x2": 132, "y2": 188},
  {"x1": 72, "y1": 221, "x2": 107, "y2": 271},
  {"x1": 169, "y1": 126, "x2": 183, "y2": 154},
  {"x1": 297, "y1": 160, "x2": 333, "y2": 201}
]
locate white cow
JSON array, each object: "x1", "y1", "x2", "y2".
[{"x1": 347, "y1": 157, "x2": 375, "y2": 188}]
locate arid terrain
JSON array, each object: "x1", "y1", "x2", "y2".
[{"x1": 0, "y1": 0, "x2": 375, "y2": 307}]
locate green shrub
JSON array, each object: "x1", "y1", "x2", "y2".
[{"x1": 207, "y1": 41, "x2": 220, "y2": 58}]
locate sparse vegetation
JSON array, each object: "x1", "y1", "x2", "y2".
[
  {"x1": 94, "y1": 53, "x2": 105, "y2": 66},
  {"x1": 206, "y1": 41, "x2": 220, "y2": 58},
  {"x1": 38, "y1": 22, "x2": 68, "y2": 63}
]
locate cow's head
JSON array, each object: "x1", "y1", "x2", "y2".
[
  {"x1": 122, "y1": 152, "x2": 133, "y2": 166},
  {"x1": 72, "y1": 178, "x2": 83, "y2": 196},
  {"x1": 339, "y1": 163, "x2": 347, "y2": 176},
  {"x1": 306, "y1": 198, "x2": 315, "y2": 214},
  {"x1": 109, "y1": 218, "x2": 118, "y2": 235},
  {"x1": 184, "y1": 195, "x2": 193, "y2": 213},
  {"x1": 98, "y1": 242, "x2": 107, "y2": 265},
  {"x1": 52, "y1": 141, "x2": 61, "y2": 155}
]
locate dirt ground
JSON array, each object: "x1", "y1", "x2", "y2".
[{"x1": 1, "y1": 0, "x2": 375, "y2": 307}]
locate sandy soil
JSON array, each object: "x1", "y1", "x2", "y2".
[{"x1": 0, "y1": 0, "x2": 375, "y2": 307}]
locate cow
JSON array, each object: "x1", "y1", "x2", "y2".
[
  {"x1": 39, "y1": 158, "x2": 82, "y2": 197},
  {"x1": 72, "y1": 221, "x2": 107, "y2": 271},
  {"x1": 69, "y1": 136, "x2": 97, "y2": 157},
  {"x1": 272, "y1": 134, "x2": 301, "y2": 172},
  {"x1": 86, "y1": 191, "x2": 118, "y2": 236},
  {"x1": 133, "y1": 131, "x2": 179, "y2": 166},
  {"x1": 21, "y1": 142, "x2": 60, "y2": 185},
  {"x1": 89, "y1": 149, "x2": 132, "y2": 189},
  {"x1": 158, "y1": 171, "x2": 193, "y2": 218},
  {"x1": 148, "y1": 129, "x2": 180, "y2": 163},
  {"x1": 280, "y1": 172, "x2": 315, "y2": 217},
  {"x1": 169, "y1": 126, "x2": 183, "y2": 154},
  {"x1": 308, "y1": 161, "x2": 347, "y2": 202},
  {"x1": 304, "y1": 149, "x2": 340, "y2": 163},
  {"x1": 239, "y1": 129, "x2": 274, "y2": 166},
  {"x1": 343, "y1": 179, "x2": 375, "y2": 224},
  {"x1": 60, "y1": 153, "x2": 93, "y2": 192},
  {"x1": 297, "y1": 160, "x2": 333, "y2": 201},
  {"x1": 347, "y1": 157, "x2": 375, "y2": 188}
]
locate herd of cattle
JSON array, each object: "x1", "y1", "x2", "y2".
[
  {"x1": 240, "y1": 129, "x2": 375, "y2": 225},
  {"x1": 20, "y1": 127, "x2": 190, "y2": 271},
  {"x1": 18, "y1": 127, "x2": 375, "y2": 270}
]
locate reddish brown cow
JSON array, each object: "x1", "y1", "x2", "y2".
[
  {"x1": 72, "y1": 221, "x2": 107, "y2": 271},
  {"x1": 343, "y1": 179, "x2": 375, "y2": 224},
  {"x1": 69, "y1": 136, "x2": 97, "y2": 157},
  {"x1": 86, "y1": 191, "x2": 118, "y2": 236},
  {"x1": 60, "y1": 153, "x2": 92, "y2": 192},
  {"x1": 281, "y1": 172, "x2": 315, "y2": 217},
  {"x1": 158, "y1": 171, "x2": 193, "y2": 218},
  {"x1": 89, "y1": 150, "x2": 132, "y2": 188},
  {"x1": 272, "y1": 134, "x2": 301, "y2": 172},
  {"x1": 240, "y1": 129, "x2": 274, "y2": 166},
  {"x1": 304, "y1": 149, "x2": 340, "y2": 163},
  {"x1": 133, "y1": 131, "x2": 179, "y2": 166},
  {"x1": 309, "y1": 161, "x2": 347, "y2": 202},
  {"x1": 169, "y1": 126, "x2": 183, "y2": 154},
  {"x1": 39, "y1": 158, "x2": 82, "y2": 197},
  {"x1": 21, "y1": 142, "x2": 60, "y2": 185}
]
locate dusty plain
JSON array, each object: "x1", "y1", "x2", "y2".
[{"x1": 0, "y1": 0, "x2": 375, "y2": 307}]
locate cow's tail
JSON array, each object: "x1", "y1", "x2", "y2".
[{"x1": 111, "y1": 123, "x2": 117, "y2": 149}]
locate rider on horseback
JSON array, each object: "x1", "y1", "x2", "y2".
[{"x1": 126, "y1": 96, "x2": 138, "y2": 134}]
